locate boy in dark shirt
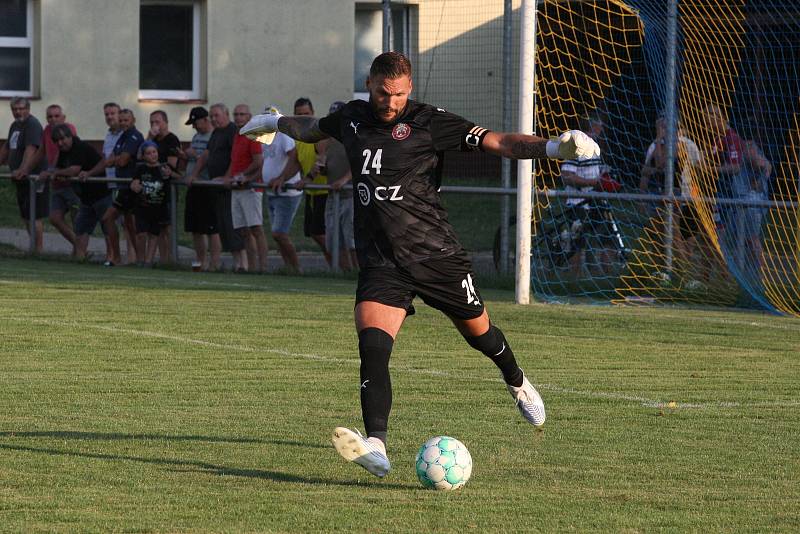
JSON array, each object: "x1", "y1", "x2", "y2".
[{"x1": 131, "y1": 141, "x2": 175, "y2": 265}]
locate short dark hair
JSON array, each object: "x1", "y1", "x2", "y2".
[
  {"x1": 294, "y1": 97, "x2": 314, "y2": 112},
  {"x1": 369, "y1": 51, "x2": 412, "y2": 79},
  {"x1": 150, "y1": 110, "x2": 168, "y2": 122},
  {"x1": 51, "y1": 123, "x2": 74, "y2": 141},
  {"x1": 103, "y1": 102, "x2": 120, "y2": 110}
]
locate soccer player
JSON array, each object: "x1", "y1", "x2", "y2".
[{"x1": 241, "y1": 52, "x2": 599, "y2": 478}]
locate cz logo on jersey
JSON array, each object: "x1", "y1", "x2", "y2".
[
  {"x1": 357, "y1": 182, "x2": 403, "y2": 206},
  {"x1": 392, "y1": 123, "x2": 411, "y2": 141}
]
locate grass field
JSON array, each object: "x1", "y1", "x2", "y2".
[{"x1": 1, "y1": 256, "x2": 799, "y2": 532}]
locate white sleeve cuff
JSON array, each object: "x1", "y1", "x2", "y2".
[{"x1": 546, "y1": 139, "x2": 560, "y2": 159}]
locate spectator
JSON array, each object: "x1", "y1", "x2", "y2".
[
  {"x1": 223, "y1": 104, "x2": 265, "y2": 272},
  {"x1": 294, "y1": 97, "x2": 331, "y2": 265},
  {"x1": 559, "y1": 116, "x2": 611, "y2": 277},
  {"x1": 99, "y1": 102, "x2": 124, "y2": 264},
  {"x1": 40, "y1": 124, "x2": 111, "y2": 260},
  {"x1": 262, "y1": 104, "x2": 303, "y2": 272},
  {"x1": 705, "y1": 105, "x2": 747, "y2": 265},
  {"x1": 84, "y1": 108, "x2": 143, "y2": 266},
  {"x1": 739, "y1": 131, "x2": 773, "y2": 274},
  {"x1": 190, "y1": 103, "x2": 245, "y2": 271},
  {"x1": 0, "y1": 97, "x2": 47, "y2": 253},
  {"x1": 320, "y1": 100, "x2": 357, "y2": 270},
  {"x1": 148, "y1": 110, "x2": 181, "y2": 263},
  {"x1": 131, "y1": 141, "x2": 175, "y2": 266},
  {"x1": 639, "y1": 115, "x2": 704, "y2": 273},
  {"x1": 38, "y1": 104, "x2": 79, "y2": 254},
  {"x1": 181, "y1": 106, "x2": 221, "y2": 271}
]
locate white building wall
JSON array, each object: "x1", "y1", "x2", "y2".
[{"x1": 1, "y1": 0, "x2": 355, "y2": 142}]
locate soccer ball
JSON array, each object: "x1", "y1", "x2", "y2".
[{"x1": 415, "y1": 436, "x2": 472, "y2": 490}]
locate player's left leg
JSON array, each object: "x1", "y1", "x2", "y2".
[
  {"x1": 410, "y1": 253, "x2": 546, "y2": 428},
  {"x1": 452, "y1": 311, "x2": 546, "y2": 428}
]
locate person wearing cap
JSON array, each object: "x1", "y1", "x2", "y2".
[
  {"x1": 261, "y1": 104, "x2": 303, "y2": 272},
  {"x1": 293, "y1": 97, "x2": 331, "y2": 266},
  {"x1": 180, "y1": 106, "x2": 221, "y2": 271}
]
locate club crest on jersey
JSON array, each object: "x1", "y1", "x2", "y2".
[{"x1": 391, "y1": 122, "x2": 411, "y2": 141}]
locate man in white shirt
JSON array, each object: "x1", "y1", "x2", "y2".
[{"x1": 261, "y1": 105, "x2": 303, "y2": 272}]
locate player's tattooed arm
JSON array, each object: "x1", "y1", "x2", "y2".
[
  {"x1": 482, "y1": 132, "x2": 549, "y2": 159},
  {"x1": 277, "y1": 116, "x2": 329, "y2": 143}
]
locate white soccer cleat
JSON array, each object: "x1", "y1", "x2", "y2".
[
  {"x1": 239, "y1": 110, "x2": 282, "y2": 145},
  {"x1": 507, "y1": 373, "x2": 546, "y2": 427},
  {"x1": 331, "y1": 427, "x2": 391, "y2": 478}
]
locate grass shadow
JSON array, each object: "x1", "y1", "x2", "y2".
[
  {"x1": 0, "y1": 430, "x2": 327, "y2": 449},
  {"x1": 0, "y1": 442, "x2": 415, "y2": 490}
]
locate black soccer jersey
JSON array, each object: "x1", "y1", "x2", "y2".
[{"x1": 318, "y1": 99, "x2": 488, "y2": 268}]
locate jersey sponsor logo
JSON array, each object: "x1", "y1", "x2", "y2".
[
  {"x1": 357, "y1": 182, "x2": 371, "y2": 205},
  {"x1": 356, "y1": 182, "x2": 404, "y2": 205},
  {"x1": 375, "y1": 185, "x2": 403, "y2": 201},
  {"x1": 465, "y1": 125, "x2": 488, "y2": 150},
  {"x1": 391, "y1": 122, "x2": 411, "y2": 141}
]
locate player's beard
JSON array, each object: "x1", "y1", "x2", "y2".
[{"x1": 370, "y1": 98, "x2": 402, "y2": 123}]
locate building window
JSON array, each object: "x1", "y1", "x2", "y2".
[
  {"x1": 354, "y1": 3, "x2": 411, "y2": 100},
  {"x1": 139, "y1": 0, "x2": 203, "y2": 100},
  {"x1": 0, "y1": 0, "x2": 34, "y2": 96}
]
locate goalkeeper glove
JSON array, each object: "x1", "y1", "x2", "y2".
[
  {"x1": 240, "y1": 106, "x2": 283, "y2": 145},
  {"x1": 546, "y1": 130, "x2": 600, "y2": 160}
]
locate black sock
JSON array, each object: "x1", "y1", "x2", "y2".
[
  {"x1": 358, "y1": 327, "x2": 394, "y2": 443},
  {"x1": 464, "y1": 325, "x2": 523, "y2": 387}
]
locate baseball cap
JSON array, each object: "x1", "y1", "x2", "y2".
[
  {"x1": 329, "y1": 101, "x2": 346, "y2": 114},
  {"x1": 185, "y1": 106, "x2": 209, "y2": 125}
]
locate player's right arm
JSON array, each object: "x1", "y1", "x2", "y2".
[{"x1": 240, "y1": 109, "x2": 330, "y2": 145}]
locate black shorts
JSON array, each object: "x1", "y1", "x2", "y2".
[
  {"x1": 112, "y1": 188, "x2": 138, "y2": 213},
  {"x1": 303, "y1": 194, "x2": 327, "y2": 237},
  {"x1": 356, "y1": 253, "x2": 485, "y2": 320},
  {"x1": 15, "y1": 180, "x2": 49, "y2": 220},
  {"x1": 217, "y1": 190, "x2": 244, "y2": 252},
  {"x1": 185, "y1": 187, "x2": 219, "y2": 235},
  {"x1": 135, "y1": 204, "x2": 170, "y2": 236}
]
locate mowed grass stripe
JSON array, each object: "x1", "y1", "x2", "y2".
[{"x1": 0, "y1": 257, "x2": 798, "y2": 532}]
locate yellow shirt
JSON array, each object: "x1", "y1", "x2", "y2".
[{"x1": 296, "y1": 140, "x2": 327, "y2": 197}]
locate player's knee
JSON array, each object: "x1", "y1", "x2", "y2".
[
  {"x1": 358, "y1": 327, "x2": 394, "y2": 363},
  {"x1": 464, "y1": 325, "x2": 507, "y2": 357}
]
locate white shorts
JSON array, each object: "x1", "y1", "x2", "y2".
[
  {"x1": 231, "y1": 189, "x2": 263, "y2": 229},
  {"x1": 325, "y1": 194, "x2": 355, "y2": 252}
]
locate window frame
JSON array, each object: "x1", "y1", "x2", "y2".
[
  {"x1": 354, "y1": 3, "x2": 411, "y2": 101},
  {"x1": 0, "y1": 0, "x2": 35, "y2": 97},
  {"x1": 138, "y1": 0, "x2": 203, "y2": 101}
]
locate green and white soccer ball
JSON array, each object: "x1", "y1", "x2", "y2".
[{"x1": 415, "y1": 436, "x2": 472, "y2": 490}]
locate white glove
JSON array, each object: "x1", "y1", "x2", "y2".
[
  {"x1": 240, "y1": 107, "x2": 283, "y2": 145},
  {"x1": 546, "y1": 130, "x2": 600, "y2": 160}
]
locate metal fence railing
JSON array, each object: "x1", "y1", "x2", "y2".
[{"x1": 3, "y1": 173, "x2": 795, "y2": 271}]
